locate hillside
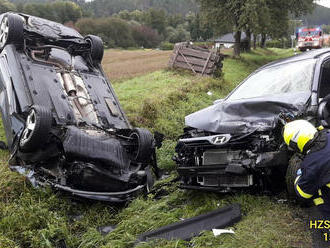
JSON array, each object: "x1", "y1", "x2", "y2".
[
  {"x1": 9, "y1": 0, "x2": 330, "y2": 25},
  {"x1": 303, "y1": 4, "x2": 330, "y2": 25},
  {"x1": 8, "y1": 0, "x2": 199, "y2": 15},
  {"x1": 90, "y1": 0, "x2": 199, "y2": 16}
]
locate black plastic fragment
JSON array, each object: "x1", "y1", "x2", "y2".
[
  {"x1": 56, "y1": 239, "x2": 67, "y2": 248},
  {"x1": 137, "y1": 204, "x2": 241, "y2": 242},
  {"x1": 154, "y1": 131, "x2": 164, "y2": 149},
  {"x1": 0, "y1": 141, "x2": 7, "y2": 150}
]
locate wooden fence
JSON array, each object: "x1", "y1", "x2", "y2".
[{"x1": 169, "y1": 42, "x2": 223, "y2": 76}]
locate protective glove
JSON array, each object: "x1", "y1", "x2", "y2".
[{"x1": 297, "y1": 168, "x2": 302, "y2": 176}]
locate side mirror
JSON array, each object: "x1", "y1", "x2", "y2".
[
  {"x1": 318, "y1": 100, "x2": 330, "y2": 128},
  {"x1": 213, "y1": 99, "x2": 224, "y2": 105}
]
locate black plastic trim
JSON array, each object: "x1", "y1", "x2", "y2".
[{"x1": 137, "y1": 204, "x2": 241, "y2": 242}]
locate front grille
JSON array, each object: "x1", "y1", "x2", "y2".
[
  {"x1": 198, "y1": 174, "x2": 253, "y2": 187},
  {"x1": 203, "y1": 149, "x2": 241, "y2": 165}
]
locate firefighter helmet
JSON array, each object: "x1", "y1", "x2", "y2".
[{"x1": 283, "y1": 120, "x2": 318, "y2": 153}]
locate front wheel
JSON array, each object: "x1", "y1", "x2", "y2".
[{"x1": 286, "y1": 154, "x2": 302, "y2": 200}]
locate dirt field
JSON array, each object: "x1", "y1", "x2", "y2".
[{"x1": 102, "y1": 49, "x2": 172, "y2": 81}]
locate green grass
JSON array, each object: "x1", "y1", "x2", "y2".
[{"x1": 0, "y1": 48, "x2": 312, "y2": 247}]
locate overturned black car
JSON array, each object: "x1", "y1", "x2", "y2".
[
  {"x1": 0, "y1": 13, "x2": 161, "y2": 202},
  {"x1": 174, "y1": 48, "x2": 330, "y2": 196}
]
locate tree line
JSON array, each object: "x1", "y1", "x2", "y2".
[
  {"x1": 0, "y1": 0, "x2": 212, "y2": 49},
  {"x1": 0, "y1": 0, "x2": 319, "y2": 54},
  {"x1": 0, "y1": 0, "x2": 82, "y2": 23},
  {"x1": 199, "y1": 0, "x2": 315, "y2": 56},
  {"x1": 305, "y1": 4, "x2": 330, "y2": 25},
  {"x1": 83, "y1": 0, "x2": 199, "y2": 16},
  {"x1": 9, "y1": 0, "x2": 199, "y2": 16},
  {"x1": 74, "y1": 9, "x2": 214, "y2": 48}
]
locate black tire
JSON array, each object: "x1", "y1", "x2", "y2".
[
  {"x1": 0, "y1": 13, "x2": 24, "y2": 50},
  {"x1": 129, "y1": 128, "x2": 154, "y2": 162},
  {"x1": 19, "y1": 105, "x2": 52, "y2": 152},
  {"x1": 286, "y1": 154, "x2": 302, "y2": 200},
  {"x1": 0, "y1": 141, "x2": 7, "y2": 150},
  {"x1": 318, "y1": 100, "x2": 330, "y2": 127},
  {"x1": 84, "y1": 35, "x2": 104, "y2": 64}
]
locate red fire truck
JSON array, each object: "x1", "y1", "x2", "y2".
[{"x1": 297, "y1": 26, "x2": 323, "y2": 51}]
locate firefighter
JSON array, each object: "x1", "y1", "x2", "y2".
[{"x1": 283, "y1": 120, "x2": 330, "y2": 219}]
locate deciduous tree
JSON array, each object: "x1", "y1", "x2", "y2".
[
  {"x1": 23, "y1": 1, "x2": 82, "y2": 23},
  {"x1": 0, "y1": 0, "x2": 16, "y2": 14},
  {"x1": 144, "y1": 8, "x2": 167, "y2": 35},
  {"x1": 199, "y1": 0, "x2": 314, "y2": 56}
]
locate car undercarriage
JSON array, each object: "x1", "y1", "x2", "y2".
[{"x1": 0, "y1": 12, "x2": 162, "y2": 202}]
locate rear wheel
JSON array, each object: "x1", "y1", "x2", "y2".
[
  {"x1": 0, "y1": 13, "x2": 24, "y2": 50},
  {"x1": 84, "y1": 35, "x2": 104, "y2": 65},
  {"x1": 129, "y1": 128, "x2": 154, "y2": 162},
  {"x1": 19, "y1": 105, "x2": 52, "y2": 152}
]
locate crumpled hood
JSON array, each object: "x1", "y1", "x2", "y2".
[{"x1": 185, "y1": 92, "x2": 310, "y2": 134}]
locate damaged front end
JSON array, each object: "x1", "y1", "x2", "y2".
[
  {"x1": 174, "y1": 55, "x2": 315, "y2": 193},
  {"x1": 174, "y1": 127, "x2": 290, "y2": 193},
  {"x1": 173, "y1": 93, "x2": 311, "y2": 193}
]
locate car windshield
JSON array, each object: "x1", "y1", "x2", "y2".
[
  {"x1": 226, "y1": 59, "x2": 316, "y2": 101},
  {"x1": 299, "y1": 31, "x2": 319, "y2": 37}
]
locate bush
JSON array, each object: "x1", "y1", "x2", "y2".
[
  {"x1": 0, "y1": 0, "x2": 16, "y2": 13},
  {"x1": 131, "y1": 25, "x2": 161, "y2": 48},
  {"x1": 76, "y1": 17, "x2": 136, "y2": 48},
  {"x1": 160, "y1": 42, "x2": 174, "y2": 50},
  {"x1": 77, "y1": 17, "x2": 163, "y2": 49},
  {"x1": 23, "y1": 1, "x2": 82, "y2": 23},
  {"x1": 166, "y1": 24, "x2": 190, "y2": 43},
  {"x1": 266, "y1": 39, "x2": 292, "y2": 48},
  {"x1": 193, "y1": 41, "x2": 213, "y2": 48}
]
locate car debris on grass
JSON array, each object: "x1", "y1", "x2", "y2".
[{"x1": 137, "y1": 204, "x2": 241, "y2": 243}]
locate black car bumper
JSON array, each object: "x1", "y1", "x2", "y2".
[
  {"x1": 177, "y1": 164, "x2": 254, "y2": 191},
  {"x1": 54, "y1": 183, "x2": 146, "y2": 203}
]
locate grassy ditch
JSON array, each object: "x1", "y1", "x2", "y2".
[{"x1": 0, "y1": 48, "x2": 311, "y2": 248}]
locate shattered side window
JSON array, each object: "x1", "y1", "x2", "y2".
[{"x1": 226, "y1": 59, "x2": 316, "y2": 101}]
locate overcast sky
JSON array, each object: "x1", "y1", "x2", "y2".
[{"x1": 315, "y1": 0, "x2": 330, "y2": 8}]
